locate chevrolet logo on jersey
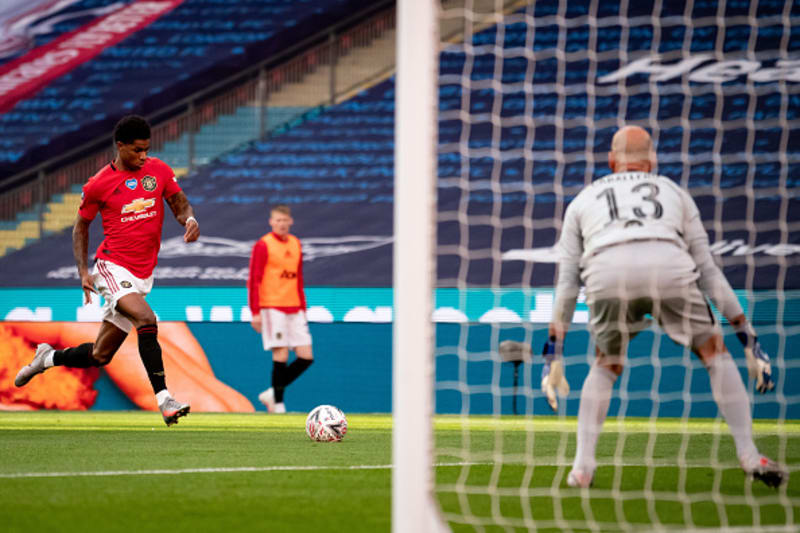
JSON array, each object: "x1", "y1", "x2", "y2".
[{"x1": 121, "y1": 197, "x2": 155, "y2": 214}]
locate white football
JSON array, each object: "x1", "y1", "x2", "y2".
[{"x1": 305, "y1": 404, "x2": 348, "y2": 442}]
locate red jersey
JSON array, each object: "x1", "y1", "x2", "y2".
[
  {"x1": 78, "y1": 157, "x2": 181, "y2": 279},
  {"x1": 247, "y1": 232, "x2": 307, "y2": 315}
]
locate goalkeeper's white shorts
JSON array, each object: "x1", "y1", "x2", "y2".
[
  {"x1": 582, "y1": 241, "x2": 719, "y2": 357},
  {"x1": 259, "y1": 308, "x2": 312, "y2": 350}
]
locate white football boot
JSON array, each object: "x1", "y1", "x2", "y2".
[
  {"x1": 14, "y1": 343, "x2": 54, "y2": 387},
  {"x1": 159, "y1": 397, "x2": 190, "y2": 427}
]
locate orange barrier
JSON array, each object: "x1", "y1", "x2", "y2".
[
  {"x1": 1, "y1": 322, "x2": 254, "y2": 412},
  {"x1": 0, "y1": 323, "x2": 99, "y2": 410}
]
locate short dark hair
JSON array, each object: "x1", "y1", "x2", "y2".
[{"x1": 114, "y1": 115, "x2": 151, "y2": 144}]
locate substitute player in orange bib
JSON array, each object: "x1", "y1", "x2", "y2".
[
  {"x1": 247, "y1": 204, "x2": 313, "y2": 413},
  {"x1": 14, "y1": 115, "x2": 199, "y2": 426}
]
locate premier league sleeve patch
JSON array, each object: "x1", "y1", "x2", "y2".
[{"x1": 142, "y1": 175, "x2": 157, "y2": 191}]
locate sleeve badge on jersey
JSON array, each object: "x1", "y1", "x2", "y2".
[{"x1": 142, "y1": 175, "x2": 157, "y2": 192}]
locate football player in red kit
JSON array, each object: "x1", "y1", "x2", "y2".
[{"x1": 15, "y1": 115, "x2": 199, "y2": 426}]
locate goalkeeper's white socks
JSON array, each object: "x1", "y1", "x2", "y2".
[
  {"x1": 572, "y1": 363, "x2": 617, "y2": 476},
  {"x1": 707, "y1": 352, "x2": 759, "y2": 462}
]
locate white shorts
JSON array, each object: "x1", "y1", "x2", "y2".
[
  {"x1": 92, "y1": 259, "x2": 153, "y2": 334},
  {"x1": 260, "y1": 308, "x2": 312, "y2": 350},
  {"x1": 582, "y1": 241, "x2": 720, "y2": 356}
]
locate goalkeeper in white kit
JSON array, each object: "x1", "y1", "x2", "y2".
[{"x1": 543, "y1": 125, "x2": 786, "y2": 489}]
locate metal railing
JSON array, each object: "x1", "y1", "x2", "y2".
[{"x1": 0, "y1": 0, "x2": 395, "y2": 232}]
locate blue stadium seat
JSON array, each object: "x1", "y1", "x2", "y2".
[
  {"x1": 0, "y1": 1, "x2": 796, "y2": 292},
  {"x1": 0, "y1": 0, "x2": 374, "y2": 184},
  {"x1": 179, "y1": 1, "x2": 797, "y2": 290}
]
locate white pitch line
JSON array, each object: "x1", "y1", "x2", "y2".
[
  {"x1": 0, "y1": 462, "x2": 488, "y2": 479},
  {"x1": 5, "y1": 460, "x2": 796, "y2": 480}
]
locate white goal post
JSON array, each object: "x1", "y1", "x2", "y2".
[{"x1": 393, "y1": 1, "x2": 447, "y2": 532}]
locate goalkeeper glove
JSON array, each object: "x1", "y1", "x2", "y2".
[
  {"x1": 541, "y1": 336, "x2": 569, "y2": 411},
  {"x1": 734, "y1": 323, "x2": 774, "y2": 394}
]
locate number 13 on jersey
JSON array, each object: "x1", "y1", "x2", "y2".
[{"x1": 596, "y1": 181, "x2": 664, "y2": 227}]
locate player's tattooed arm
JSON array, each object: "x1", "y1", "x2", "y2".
[
  {"x1": 72, "y1": 215, "x2": 96, "y2": 304},
  {"x1": 166, "y1": 190, "x2": 193, "y2": 224},
  {"x1": 166, "y1": 191, "x2": 199, "y2": 243}
]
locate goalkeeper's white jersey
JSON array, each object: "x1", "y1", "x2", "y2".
[{"x1": 558, "y1": 171, "x2": 698, "y2": 267}]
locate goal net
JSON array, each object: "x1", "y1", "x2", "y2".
[{"x1": 413, "y1": 0, "x2": 799, "y2": 531}]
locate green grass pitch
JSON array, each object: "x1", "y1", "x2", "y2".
[{"x1": 0, "y1": 412, "x2": 797, "y2": 532}]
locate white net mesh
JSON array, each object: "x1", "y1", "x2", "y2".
[{"x1": 433, "y1": 1, "x2": 799, "y2": 530}]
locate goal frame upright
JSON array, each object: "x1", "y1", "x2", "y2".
[{"x1": 393, "y1": 0, "x2": 447, "y2": 531}]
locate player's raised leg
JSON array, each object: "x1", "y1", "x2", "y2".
[
  {"x1": 15, "y1": 320, "x2": 128, "y2": 386},
  {"x1": 14, "y1": 343, "x2": 57, "y2": 387},
  {"x1": 116, "y1": 292, "x2": 190, "y2": 426}
]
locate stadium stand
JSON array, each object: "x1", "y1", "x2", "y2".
[
  {"x1": 0, "y1": 0, "x2": 394, "y2": 255},
  {"x1": 164, "y1": 2, "x2": 800, "y2": 291},
  {"x1": 0, "y1": 0, "x2": 377, "y2": 185},
  {"x1": 0, "y1": 0, "x2": 797, "y2": 293}
]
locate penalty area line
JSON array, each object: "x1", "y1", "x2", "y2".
[{"x1": 0, "y1": 461, "x2": 489, "y2": 479}]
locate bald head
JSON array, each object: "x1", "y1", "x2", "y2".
[{"x1": 608, "y1": 126, "x2": 655, "y2": 173}]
